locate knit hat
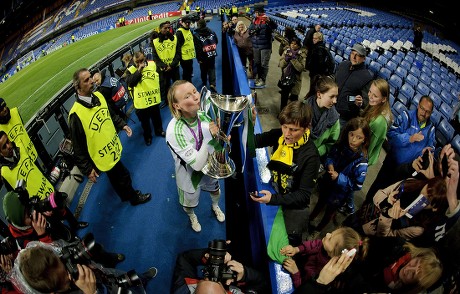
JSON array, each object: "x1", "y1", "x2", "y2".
[
  {"x1": 0, "y1": 98, "x2": 6, "y2": 109},
  {"x1": 3, "y1": 191, "x2": 26, "y2": 227},
  {"x1": 254, "y1": 5, "x2": 265, "y2": 13},
  {"x1": 351, "y1": 43, "x2": 366, "y2": 56}
]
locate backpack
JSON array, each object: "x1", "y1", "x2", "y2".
[{"x1": 322, "y1": 46, "x2": 336, "y2": 76}]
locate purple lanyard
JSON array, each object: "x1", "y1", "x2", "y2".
[{"x1": 184, "y1": 117, "x2": 203, "y2": 150}]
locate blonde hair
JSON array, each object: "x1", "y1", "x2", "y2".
[
  {"x1": 404, "y1": 242, "x2": 443, "y2": 291},
  {"x1": 313, "y1": 31, "x2": 323, "y2": 41},
  {"x1": 235, "y1": 21, "x2": 247, "y2": 33},
  {"x1": 362, "y1": 78, "x2": 393, "y2": 127},
  {"x1": 167, "y1": 80, "x2": 190, "y2": 119},
  {"x1": 328, "y1": 227, "x2": 369, "y2": 261}
]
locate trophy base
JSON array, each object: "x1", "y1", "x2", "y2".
[{"x1": 202, "y1": 158, "x2": 236, "y2": 179}]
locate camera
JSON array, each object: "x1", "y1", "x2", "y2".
[
  {"x1": 442, "y1": 154, "x2": 449, "y2": 177},
  {"x1": 202, "y1": 239, "x2": 237, "y2": 283},
  {"x1": 348, "y1": 95, "x2": 356, "y2": 102},
  {"x1": 14, "y1": 179, "x2": 68, "y2": 216},
  {"x1": 61, "y1": 233, "x2": 142, "y2": 290}
]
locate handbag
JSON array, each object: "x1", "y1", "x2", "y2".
[{"x1": 277, "y1": 74, "x2": 296, "y2": 89}]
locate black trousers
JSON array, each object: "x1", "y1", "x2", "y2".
[
  {"x1": 181, "y1": 59, "x2": 194, "y2": 82},
  {"x1": 159, "y1": 67, "x2": 180, "y2": 103},
  {"x1": 106, "y1": 161, "x2": 137, "y2": 201},
  {"x1": 135, "y1": 105, "x2": 163, "y2": 141}
]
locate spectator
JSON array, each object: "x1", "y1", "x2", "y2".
[
  {"x1": 278, "y1": 26, "x2": 296, "y2": 56},
  {"x1": 250, "y1": 100, "x2": 320, "y2": 246},
  {"x1": 0, "y1": 98, "x2": 38, "y2": 162},
  {"x1": 248, "y1": 5, "x2": 277, "y2": 87},
  {"x1": 92, "y1": 70, "x2": 129, "y2": 122},
  {"x1": 365, "y1": 95, "x2": 436, "y2": 204},
  {"x1": 69, "y1": 68, "x2": 151, "y2": 206},
  {"x1": 280, "y1": 226, "x2": 367, "y2": 289},
  {"x1": 335, "y1": 43, "x2": 373, "y2": 128},
  {"x1": 305, "y1": 32, "x2": 335, "y2": 98},
  {"x1": 171, "y1": 242, "x2": 267, "y2": 293},
  {"x1": 278, "y1": 37, "x2": 306, "y2": 110},
  {"x1": 413, "y1": 26, "x2": 423, "y2": 51},
  {"x1": 303, "y1": 75, "x2": 340, "y2": 160},
  {"x1": 233, "y1": 21, "x2": 253, "y2": 77},
  {"x1": 176, "y1": 17, "x2": 196, "y2": 82},
  {"x1": 302, "y1": 24, "x2": 321, "y2": 52},
  {"x1": 222, "y1": 16, "x2": 238, "y2": 35},
  {"x1": 148, "y1": 9, "x2": 152, "y2": 20},
  {"x1": 193, "y1": 19, "x2": 218, "y2": 92},
  {"x1": 152, "y1": 21, "x2": 180, "y2": 109},
  {"x1": 165, "y1": 80, "x2": 226, "y2": 232},
  {"x1": 125, "y1": 51, "x2": 166, "y2": 146},
  {"x1": 308, "y1": 117, "x2": 369, "y2": 237}
]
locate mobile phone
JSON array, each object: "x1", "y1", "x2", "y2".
[
  {"x1": 442, "y1": 155, "x2": 449, "y2": 177},
  {"x1": 394, "y1": 181, "x2": 404, "y2": 200},
  {"x1": 249, "y1": 192, "x2": 259, "y2": 198},
  {"x1": 348, "y1": 95, "x2": 356, "y2": 102},
  {"x1": 420, "y1": 150, "x2": 430, "y2": 170}
]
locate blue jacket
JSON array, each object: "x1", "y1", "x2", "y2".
[
  {"x1": 248, "y1": 14, "x2": 277, "y2": 50},
  {"x1": 387, "y1": 109, "x2": 436, "y2": 165},
  {"x1": 321, "y1": 144, "x2": 368, "y2": 206}
]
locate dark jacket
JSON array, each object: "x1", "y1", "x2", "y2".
[
  {"x1": 255, "y1": 128, "x2": 320, "y2": 209},
  {"x1": 306, "y1": 41, "x2": 334, "y2": 76},
  {"x1": 68, "y1": 93, "x2": 126, "y2": 176},
  {"x1": 302, "y1": 27, "x2": 316, "y2": 50},
  {"x1": 193, "y1": 26, "x2": 218, "y2": 62},
  {"x1": 335, "y1": 60, "x2": 373, "y2": 121},
  {"x1": 248, "y1": 14, "x2": 277, "y2": 50}
]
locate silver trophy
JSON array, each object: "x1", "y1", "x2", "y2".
[{"x1": 200, "y1": 87, "x2": 250, "y2": 179}]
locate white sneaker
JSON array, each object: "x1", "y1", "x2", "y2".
[
  {"x1": 255, "y1": 79, "x2": 265, "y2": 87},
  {"x1": 212, "y1": 206, "x2": 225, "y2": 222},
  {"x1": 189, "y1": 214, "x2": 201, "y2": 232}
]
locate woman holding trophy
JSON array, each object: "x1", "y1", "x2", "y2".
[
  {"x1": 165, "y1": 80, "x2": 226, "y2": 232},
  {"x1": 250, "y1": 101, "x2": 320, "y2": 246}
]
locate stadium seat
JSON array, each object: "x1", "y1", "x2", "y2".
[
  {"x1": 440, "y1": 80, "x2": 452, "y2": 93},
  {"x1": 400, "y1": 60, "x2": 411, "y2": 71},
  {"x1": 378, "y1": 67, "x2": 392, "y2": 80},
  {"x1": 410, "y1": 93, "x2": 423, "y2": 110},
  {"x1": 389, "y1": 93, "x2": 395, "y2": 107},
  {"x1": 429, "y1": 108, "x2": 442, "y2": 127},
  {"x1": 397, "y1": 83, "x2": 415, "y2": 106},
  {"x1": 394, "y1": 66, "x2": 407, "y2": 80},
  {"x1": 389, "y1": 75, "x2": 403, "y2": 95},
  {"x1": 377, "y1": 55, "x2": 388, "y2": 65},
  {"x1": 405, "y1": 74, "x2": 418, "y2": 88},
  {"x1": 429, "y1": 81, "x2": 442, "y2": 95},
  {"x1": 392, "y1": 100, "x2": 408, "y2": 118},
  {"x1": 451, "y1": 134, "x2": 460, "y2": 156},
  {"x1": 368, "y1": 50, "x2": 379, "y2": 61},
  {"x1": 436, "y1": 118, "x2": 455, "y2": 147},
  {"x1": 440, "y1": 89, "x2": 455, "y2": 105},
  {"x1": 431, "y1": 72, "x2": 441, "y2": 84},
  {"x1": 386, "y1": 60, "x2": 397, "y2": 73},
  {"x1": 409, "y1": 66, "x2": 421, "y2": 78},
  {"x1": 439, "y1": 102, "x2": 454, "y2": 122},
  {"x1": 334, "y1": 55, "x2": 344, "y2": 65},
  {"x1": 419, "y1": 73, "x2": 431, "y2": 87},
  {"x1": 416, "y1": 83, "x2": 430, "y2": 96},
  {"x1": 391, "y1": 54, "x2": 403, "y2": 65},
  {"x1": 368, "y1": 61, "x2": 382, "y2": 77},
  {"x1": 430, "y1": 92, "x2": 442, "y2": 108}
]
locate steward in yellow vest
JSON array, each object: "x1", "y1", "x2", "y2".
[
  {"x1": 125, "y1": 51, "x2": 165, "y2": 145},
  {"x1": 68, "y1": 68, "x2": 151, "y2": 205},
  {"x1": 152, "y1": 21, "x2": 181, "y2": 106},
  {"x1": 0, "y1": 131, "x2": 89, "y2": 233},
  {"x1": 0, "y1": 98, "x2": 38, "y2": 162},
  {"x1": 176, "y1": 18, "x2": 196, "y2": 82}
]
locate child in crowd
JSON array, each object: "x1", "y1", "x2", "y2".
[
  {"x1": 280, "y1": 226, "x2": 367, "y2": 289},
  {"x1": 309, "y1": 117, "x2": 370, "y2": 239},
  {"x1": 165, "y1": 80, "x2": 225, "y2": 232}
]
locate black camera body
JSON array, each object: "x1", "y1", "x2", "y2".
[
  {"x1": 203, "y1": 239, "x2": 237, "y2": 284},
  {"x1": 61, "y1": 233, "x2": 142, "y2": 291},
  {"x1": 14, "y1": 179, "x2": 68, "y2": 216},
  {"x1": 0, "y1": 237, "x2": 18, "y2": 255}
]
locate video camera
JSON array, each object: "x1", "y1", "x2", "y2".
[
  {"x1": 0, "y1": 236, "x2": 18, "y2": 255},
  {"x1": 202, "y1": 239, "x2": 237, "y2": 284},
  {"x1": 61, "y1": 233, "x2": 142, "y2": 292},
  {"x1": 14, "y1": 179, "x2": 68, "y2": 216}
]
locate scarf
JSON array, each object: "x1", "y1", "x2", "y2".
[
  {"x1": 283, "y1": 48, "x2": 299, "y2": 78},
  {"x1": 268, "y1": 130, "x2": 310, "y2": 194},
  {"x1": 304, "y1": 96, "x2": 339, "y2": 140},
  {"x1": 383, "y1": 253, "x2": 412, "y2": 289}
]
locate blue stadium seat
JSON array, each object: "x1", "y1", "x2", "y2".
[
  {"x1": 378, "y1": 67, "x2": 392, "y2": 80},
  {"x1": 416, "y1": 83, "x2": 430, "y2": 96},
  {"x1": 368, "y1": 50, "x2": 379, "y2": 61},
  {"x1": 391, "y1": 54, "x2": 403, "y2": 65},
  {"x1": 429, "y1": 108, "x2": 442, "y2": 127},
  {"x1": 377, "y1": 55, "x2": 388, "y2": 65},
  {"x1": 383, "y1": 50, "x2": 393, "y2": 60},
  {"x1": 368, "y1": 61, "x2": 382, "y2": 77},
  {"x1": 419, "y1": 73, "x2": 431, "y2": 87},
  {"x1": 451, "y1": 134, "x2": 460, "y2": 156},
  {"x1": 389, "y1": 93, "x2": 395, "y2": 107},
  {"x1": 400, "y1": 60, "x2": 411, "y2": 71},
  {"x1": 386, "y1": 60, "x2": 397, "y2": 73},
  {"x1": 397, "y1": 83, "x2": 415, "y2": 106},
  {"x1": 410, "y1": 93, "x2": 423, "y2": 110},
  {"x1": 430, "y1": 92, "x2": 442, "y2": 108},
  {"x1": 439, "y1": 102, "x2": 454, "y2": 122},
  {"x1": 440, "y1": 89, "x2": 455, "y2": 105},
  {"x1": 405, "y1": 74, "x2": 418, "y2": 88},
  {"x1": 410, "y1": 66, "x2": 421, "y2": 78},
  {"x1": 436, "y1": 119, "x2": 455, "y2": 147},
  {"x1": 334, "y1": 55, "x2": 344, "y2": 65},
  {"x1": 431, "y1": 72, "x2": 441, "y2": 84},
  {"x1": 394, "y1": 66, "x2": 407, "y2": 80},
  {"x1": 389, "y1": 75, "x2": 403, "y2": 95},
  {"x1": 429, "y1": 81, "x2": 442, "y2": 95},
  {"x1": 440, "y1": 80, "x2": 452, "y2": 93},
  {"x1": 392, "y1": 100, "x2": 408, "y2": 118}
]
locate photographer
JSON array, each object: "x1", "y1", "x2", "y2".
[
  {"x1": 9, "y1": 240, "x2": 157, "y2": 294},
  {"x1": 171, "y1": 240, "x2": 267, "y2": 293},
  {"x1": 2, "y1": 190, "x2": 125, "y2": 268}
]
